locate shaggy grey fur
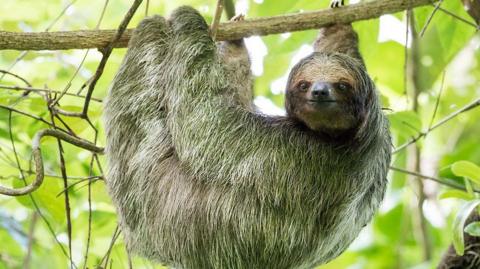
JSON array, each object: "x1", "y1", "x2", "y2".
[{"x1": 104, "y1": 6, "x2": 391, "y2": 269}]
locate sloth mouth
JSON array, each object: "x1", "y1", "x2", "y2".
[{"x1": 307, "y1": 99, "x2": 337, "y2": 104}]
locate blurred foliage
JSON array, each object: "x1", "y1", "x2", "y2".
[{"x1": 0, "y1": 0, "x2": 479, "y2": 268}]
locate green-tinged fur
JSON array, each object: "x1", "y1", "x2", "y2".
[{"x1": 104, "y1": 6, "x2": 391, "y2": 269}]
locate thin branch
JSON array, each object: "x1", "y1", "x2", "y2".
[
  {"x1": 80, "y1": 0, "x2": 143, "y2": 118},
  {"x1": 390, "y1": 166, "x2": 479, "y2": 193},
  {"x1": 50, "y1": 0, "x2": 110, "y2": 106},
  {"x1": 0, "y1": 70, "x2": 32, "y2": 87},
  {"x1": 0, "y1": 105, "x2": 56, "y2": 127},
  {"x1": 47, "y1": 108, "x2": 74, "y2": 269},
  {"x1": 0, "y1": 85, "x2": 103, "y2": 102},
  {"x1": 419, "y1": 0, "x2": 443, "y2": 37},
  {"x1": 22, "y1": 212, "x2": 38, "y2": 269},
  {"x1": 211, "y1": 0, "x2": 225, "y2": 40},
  {"x1": 436, "y1": 5, "x2": 479, "y2": 29},
  {"x1": 427, "y1": 71, "x2": 446, "y2": 131},
  {"x1": 393, "y1": 97, "x2": 480, "y2": 154},
  {"x1": 45, "y1": 0, "x2": 79, "y2": 32},
  {"x1": 0, "y1": 0, "x2": 435, "y2": 51},
  {"x1": 407, "y1": 10, "x2": 432, "y2": 260},
  {"x1": 7, "y1": 112, "x2": 72, "y2": 262},
  {"x1": 0, "y1": 129, "x2": 104, "y2": 196},
  {"x1": 403, "y1": 9, "x2": 410, "y2": 108},
  {"x1": 0, "y1": 0, "x2": 78, "y2": 81},
  {"x1": 56, "y1": 177, "x2": 101, "y2": 197},
  {"x1": 99, "y1": 226, "x2": 121, "y2": 268}
]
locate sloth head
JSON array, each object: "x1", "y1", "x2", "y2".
[{"x1": 285, "y1": 52, "x2": 374, "y2": 140}]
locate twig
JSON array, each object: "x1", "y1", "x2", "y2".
[
  {"x1": 0, "y1": 105, "x2": 56, "y2": 127},
  {"x1": 403, "y1": 9, "x2": 410, "y2": 108},
  {"x1": 80, "y1": 0, "x2": 143, "y2": 118},
  {"x1": 22, "y1": 212, "x2": 38, "y2": 269},
  {"x1": 389, "y1": 166, "x2": 479, "y2": 193},
  {"x1": 45, "y1": 0, "x2": 79, "y2": 32},
  {"x1": 393, "y1": 97, "x2": 480, "y2": 154},
  {"x1": 0, "y1": 172, "x2": 102, "y2": 181},
  {"x1": 419, "y1": 0, "x2": 443, "y2": 37},
  {"x1": 46, "y1": 107, "x2": 74, "y2": 269},
  {"x1": 0, "y1": 85, "x2": 103, "y2": 102},
  {"x1": 427, "y1": 71, "x2": 445, "y2": 131},
  {"x1": 51, "y1": 0, "x2": 110, "y2": 106},
  {"x1": 211, "y1": 0, "x2": 225, "y2": 40},
  {"x1": 0, "y1": 0, "x2": 435, "y2": 51},
  {"x1": 436, "y1": 5, "x2": 479, "y2": 29},
  {"x1": 6, "y1": 112, "x2": 72, "y2": 263},
  {"x1": 0, "y1": 70, "x2": 32, "y2": 87},
  {"x1": 56, "y1": 177, "x2": 101, "y2": 197},
  {"x1": 407, "y1": 11, "x2": 432, "y2": 260},
  {"x1": 0, "y1": 129, "x2": 104, "y2": 196},
  {"x1": 99, "y1": 226, "x2": 121, "y2": 268},
  {"x1": 0, "y1": 0, "x2": 78, "y2": 81},
  {"x1": 145, "y1": 0, "x2": 150, "y2": 16}
]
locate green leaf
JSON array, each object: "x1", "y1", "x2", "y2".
[
  {"x1": 453, "y1": 200, "x2": 480, "y2": 255},
  {"x1": 451, "y1": 161, "x2": 480, "y2": 184},
  {"x1": 14, "y1": 175, "x2": 66, "y2": 222},
  {"x1": 439, "y1": 190, "x2": 474, "y2": 200},
  {"x1": 465, "y1": 222, "x2": 480, "y2": 237},
  {"x1": 414, "y1": 1, "x2": 476, "y2": 90}
]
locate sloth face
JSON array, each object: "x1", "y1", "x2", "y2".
[{"x1": 285, "y1": 53, "x2": 368, "y2": 138}]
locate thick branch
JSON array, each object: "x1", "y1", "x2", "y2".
[{"x1": 0, "y1": 0, "x2": 434, "y2": 51}]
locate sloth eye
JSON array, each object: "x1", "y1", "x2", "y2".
[
  {"x1": 297, "y1": 81, "x2": 311, "y2": 92},
  {"x1": 337, "y1": 82, "x2": 352, "y2": 91}
]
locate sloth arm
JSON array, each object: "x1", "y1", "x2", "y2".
[
  {"x1": 163, "y1": 7, "x2": 332, "y2": 185},
  {"x1": 314, "y1": 23, "x2": 365, "y2": 66}
]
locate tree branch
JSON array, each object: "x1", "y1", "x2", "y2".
[
  {"x1": 210, "y1": 0, "x2": 225, "y2": 40},
  {"x1": 393, "y1": 97, "x2": 480, "y2": 154},
  {"x1": 0, "y1": 0, "x2": 435, "y2": 51},
  {"x1": 0, "y1": 129, "x2": 104, "y2": 196},
  {"x1": 389, "y1": 166, "x2": 479, "y2": 193}
]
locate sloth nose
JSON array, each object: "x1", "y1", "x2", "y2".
[{"x1": 311, "y1": 82, "x2": 333, "y2": 100}]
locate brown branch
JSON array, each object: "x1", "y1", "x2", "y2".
[
  {"x1": 0, "y1": 105, "x2": 56, "y2": 128},
  {"x1": 0, "y1": 85, "x2": 103, "y2": 102},
  {"x1": 407, "y1": 11, "x2": 432, "y2": 260},
  {"x1": 80, "y1": 0, "x2": 143, "y2": 117},
  {"x1": 0, "y1": 70, "x2": 32, "y2": 87},
  {"x1": 0, "y1": 0, "x2": 435, "y2": 51},
  {"x1": 419, "y1": 0, "x2": 444, "y2": 37},
  {"x1": 0, "y1": 129, "x2": 104, "y2": 196}
]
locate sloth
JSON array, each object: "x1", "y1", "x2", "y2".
[{"x1": 103, "y1": 4, "x2": 391, "y2": 269}]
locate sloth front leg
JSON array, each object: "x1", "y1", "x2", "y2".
[
  {"x1": 217, "y1": 14, "x2": 253, "y2": 109},
  {"x1": 104, "y1": 15, "x2": 173, "y2": 232}
]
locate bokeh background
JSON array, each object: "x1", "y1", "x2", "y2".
[{"x1": 0, "y1": 0, "x2": 479, "y2": 268}]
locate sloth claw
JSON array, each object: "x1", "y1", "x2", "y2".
[
  {"x1": 230, "y1": 14, "x2": 245, "y2": 22},
  {"x1": 330, "y1": 0, "x2": 345, "y2": 8}
]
